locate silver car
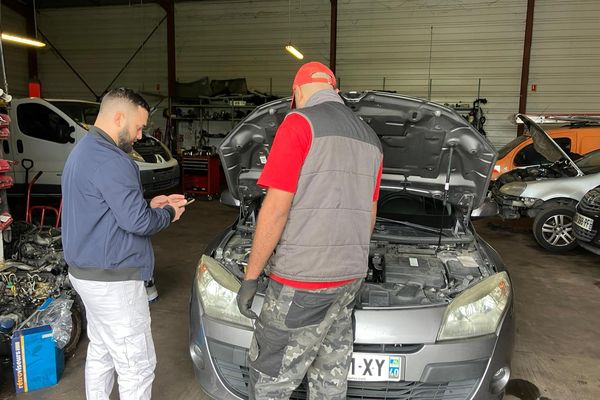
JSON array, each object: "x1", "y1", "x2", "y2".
[
  {"x1": 491, "y1": 115, "x2": 600, "y2": 252},
  {"x1": 190, "y1": 91, "x2": 514, "y2": 400}
]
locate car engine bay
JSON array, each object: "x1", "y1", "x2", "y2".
[
  {"x1": 212, "y1": 210, "x2": 494, "y2": 308},
  {"x1": 494, "y1": 160, "x2": 578, "y2": 191}
]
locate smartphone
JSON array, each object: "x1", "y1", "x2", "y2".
[{"x1": 184, "y1": 198, "x2": 196, "y2": 206}]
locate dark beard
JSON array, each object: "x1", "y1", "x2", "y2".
[{"x1": 117, "y1": 128, "x2": 133, "y2": 153}]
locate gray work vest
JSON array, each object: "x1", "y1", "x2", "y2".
[{"x1": 270, "y1": 101, "x2": 383, "y2": 282}]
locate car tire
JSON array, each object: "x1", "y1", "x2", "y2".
[
  {"x1": 64, "y1": 301, "x2": 83, "y2": 358},
  {"x1": 532, "y1": 203, "x2": 579, "y2": 252}
]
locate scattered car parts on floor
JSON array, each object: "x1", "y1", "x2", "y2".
[{"x1": 0, "y1": 222, "x2": 82, "y2": 358}]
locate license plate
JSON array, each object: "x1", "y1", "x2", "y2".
[
  {"x1": 348, "y1": 353, "x2": 401, "y2": 382},
  {"x1": 574, "y1": 212, "x2": 594, "y2": 231}
]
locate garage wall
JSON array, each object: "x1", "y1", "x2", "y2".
[
  {"x1": 37, "y1": 3, "x2": 167, "y2": 103},
  {"x1": 175, "y1": 0, "x2": 330, "y2": 96},
  {"x1": 177, "y1": 0, "x2": 527, "y2": 147},
  {"x1": 1, "y1": 5, "x2": 29, "y2": 97},
  {"x1": 29, "y1": 0, "x2": 600, "y2": 148},
  {"x1": 527, "y1": 0, "x2": 600, "y2": 116},
  {"x1": 336, "y1": 0, "x2": 526, "y2": 147}
]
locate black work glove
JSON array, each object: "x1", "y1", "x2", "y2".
[{"x1": 237, "y1": 279, "x2": 259, "y2": 319}]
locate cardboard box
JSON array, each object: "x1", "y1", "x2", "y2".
[{"x1": 12, "y1": 324, "x2": 64, "y2": 393}]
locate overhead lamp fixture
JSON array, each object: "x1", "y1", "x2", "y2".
[
  {"x1": 285, "y1": 0, "x2": 303, "y2": 60},
  {"x1": 1, "y1": 33, "x2": 46, "y2": 48},
  {"x1": 285, "y1": 44, "x2": 304, "y2": 60}
]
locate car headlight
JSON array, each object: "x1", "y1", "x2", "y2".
[
  {"x1": 522, "y1": 197, "x2": 539, "y2": 207},
  {"x1": 129, "y1": 150, "x2": 145, "y2": 162},
  {"x1": 499, "y1": 182, "x2": 527, "y2": 197},
  {"x1": 437, "y1": 272, "x2": 511, "y2": 341},
  {"x1": 195, "y1": 255, "x2": 253, "y2": 329}
]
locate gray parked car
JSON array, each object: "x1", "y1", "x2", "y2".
[
  {"x1": 189, "y1": 91, "x2": 514, "y2": 400},
  {"x1": 573, "y1": 186, "x2": 600, "y2": 255},
  {"x1": 491, "y1": 115, "x2": 600, "y2": 252}
]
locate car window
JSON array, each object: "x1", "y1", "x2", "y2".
[
  {"x1": 17, "y1": 103, "x2": 73, "y2": 144},
  {"x1": 576, "y1": 150, "x2": 600, "y2": 174},
  {"x1": 514, "y1": 137, "x2": 572, "y2": 167},
  {"x1": 50, "y1": 101, "x2": 100, "y2": 127}
]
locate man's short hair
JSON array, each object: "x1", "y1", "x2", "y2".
[{"x1": 101, "y1": 87, "x2": 150, "y2": 113}]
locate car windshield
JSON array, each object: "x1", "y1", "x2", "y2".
[
  {"x1": 576, "y1": 150, "x2": 600, "y2": 174},
  {"x1": 497, "y1": 135, "x2": 529, "y2": 159},
  {"x1": 50, "y1": 101, "x2": 100, "y2": 128}
]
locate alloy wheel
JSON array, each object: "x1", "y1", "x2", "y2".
[{"x1": 540, "y1": 214, "x2": 574, "y2": 247}]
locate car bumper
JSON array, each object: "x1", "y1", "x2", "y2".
[
  {"x1": 139, "y1": 161, "x2": 180, "y2": 195},
  {"x1": 573, "y1": 209, "x2": 600, "y2": 255},
  {"x1": 189, "y1": 284, "x2": 514, "y2": 400}
]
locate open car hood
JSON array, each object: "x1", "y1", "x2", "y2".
[
  {"x1": 219, "y1": 91, "x2": 498, "y2": 209},
  {"x1": 516, "y1": 114, "x2": 583, "y2": 175}
]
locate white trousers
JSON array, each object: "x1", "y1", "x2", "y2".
[{"x1": 69, "y1": 274, "x2": 156, "y2": 400}]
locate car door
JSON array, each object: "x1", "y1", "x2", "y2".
[
  {"x1": 575, "y1": 127, "x2": 600, "y2": 155},
  {"x1": 12, "y1": 101, "x2": 77, "y2": 193}
]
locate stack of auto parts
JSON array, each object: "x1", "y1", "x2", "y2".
[
  {"x1": 0, "y1": 89, "x2": 13, "y2": 231},
  {"x1": 0, "y1": 222, "x2": 80, "y2": 356}
]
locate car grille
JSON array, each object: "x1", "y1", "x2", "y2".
[
  {"x1": 133, "y1": 141, "x2": 171, "y2": 163},
  {"x1": 573, "y1": 223, "x2": 597, "y2": 243},
  {"x1": 579, "y1": 188, "x2": 600, "y2": 214},
  {"x1": 142, "y1": 178, "x2": 179, "y2": 193},
  {"x1": 212, "y1": 358, "x2": 479, "y2": 400},
  {"x1": 353, "y1": 343, "x2": 424, "y2": 354}
]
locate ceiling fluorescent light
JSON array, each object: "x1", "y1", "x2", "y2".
[
  {"x1": 285, "y1": 44, "x2": 304, "y2": 60},
  {"x1": 1, "y1": 33, "x2": 46, "y2": 48}
]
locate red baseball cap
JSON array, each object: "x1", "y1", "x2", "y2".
[{"x1": 290, "y1": 61, "x2": 337, "y2": 109}]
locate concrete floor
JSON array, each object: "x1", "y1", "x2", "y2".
[{"x1": 1, "y1": 200, "x2": 598, "y2": 400}]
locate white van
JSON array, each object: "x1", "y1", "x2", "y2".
[{"x1": 4, "y1": 98, "x2": 179, "y2": 196}]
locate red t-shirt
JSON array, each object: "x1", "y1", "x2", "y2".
[{"x1": 257, "y1": 113, "x2": 383, "y2": 289}]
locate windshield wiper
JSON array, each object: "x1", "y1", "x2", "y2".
[{"x1": 375, "y1": 216, "x2": 449, "y2": 236}]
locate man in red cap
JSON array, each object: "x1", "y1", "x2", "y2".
[{"x1": 237, "y1": 61, "x2": 383, "y2": 399}]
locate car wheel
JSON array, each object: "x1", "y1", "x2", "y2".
[
  {"x1": 532, "y1": 203, "x2": 578, "y2": 252},
  {"x1": 64, "y1": 301, "x2": 83, "y2": 358}
]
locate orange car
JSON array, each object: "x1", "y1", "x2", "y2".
[{"x1": 493, "y1": 124, "x2": 600, "y2": 180}]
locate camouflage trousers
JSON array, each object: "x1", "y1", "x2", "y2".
[{"x1": 248, "y1": 278, "x2": 363, "y2": 400}]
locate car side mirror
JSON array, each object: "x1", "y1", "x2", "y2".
[{"x1": 220, "y1": 190, "x2": 240, "y2": 208}]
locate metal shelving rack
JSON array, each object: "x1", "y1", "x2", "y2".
[
  {"x1": 169, "y1": 97, "x2": 256, "y2": 155},
  {"x1": 0, "y1": 37, "x2": 13, "y2": 262}
]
